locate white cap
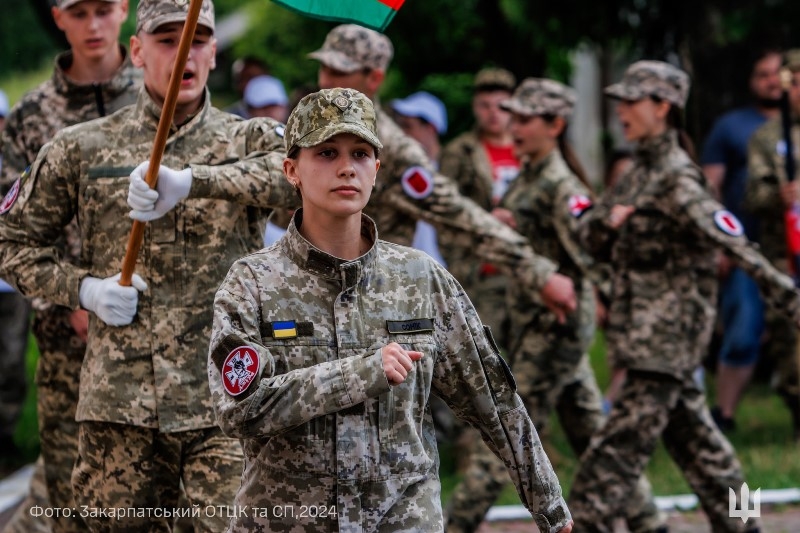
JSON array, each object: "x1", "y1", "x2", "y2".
[
  {"x1": 0, "y1": 90, "x2": 8, "y2": 117},
  {"x1": 244, "y1": 75, "x2": 288, "y2": 108},
  {"x1": 390, "y1": 91, "x2": 447, "y2": 134}
]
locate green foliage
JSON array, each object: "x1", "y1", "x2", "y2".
[{"x1": 0, "y1": 0, "x2": 60, "y2": 75}]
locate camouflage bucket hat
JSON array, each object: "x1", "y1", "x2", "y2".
[
  {"x1": 784, "y1": 49, "x2": 800, "y2": 73},
  {"x1": 136, "y1": 0, "x2": 215, "y2": 34},
  {"x1": 308, "y1": 24, "x2": 394, "y2": 73},
  {"x1": 57, "y1": 0, "x2": 119, "y2": 8},
  {"x1": 474, "y1": 67, "x2": 516, "y2": 92},
  {"x1": 284, "y1": 88, "x2": 383, "y2": 154},
  {"x1": 604, "y1": 60, "x2": 690, "y2": 109},
  {"x1": 500, "y1": 78, "x2": 576, "y2": 118}
]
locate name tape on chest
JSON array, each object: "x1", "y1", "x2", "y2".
[
  {"x1": 401, "y1": 166, "x2": 434, "y2": 199},
  {"x1": 386, "y1": 318, "x2": 434, "y2": 334},
  {"x1": 222, "y1": 346, "x2": 260, "y2": 397},
  {"x1": 713, "y1": 210, "x2": 744, "y2": 237},
  {"x1": 568, "y1": 194, "x2": 593, "y2": 218}
]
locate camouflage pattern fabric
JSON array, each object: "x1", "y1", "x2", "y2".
[
  {"x1": 473, "y1": 68, "x2": 516, "y2": 92},
  {"x1": 307, "y1": 24, "x2": 393, "y2": 73},
  {"x1": 56, "y1": 0, "x2": 118, "y2": 8},
  {"x1": 569, "y1": 129, "x2": 798, "y2": 531},
  {"x1": 604, "y1": 60, "x2": 690, "y2": 108},
  {"x1": 0, "y1": 291, "x2": 29, "y2": 441},
  {"x1": 745, "y1": 117, "x2": 800, "y2": 423},
  {"x1": 208, "y1": 212, "x2": 571, "y2": 533},
  {"x1": 569, "y1": 372, "x2": 759, "y2": 532},
  {"x1": 136, "y1": 0, "x2": 215, "y2": 34},
  {"x1": 579, "y1": 130, "x2": 800, "y2": 379},
  {"x1": 499, "y1": 78, "x2": 576, "y2": 118},
  {"x1": 365, "y1": 106, "x2": 556, "y2": 295},
  {"x1": 447, "y1": 150, "x2": 662, "y2": 533},
  {"x1": 0, "y1": 46, "x2": 140, "y2": 533},
  {"x1": 72, "y1": 421, "x2": 243, "y2": 533},
  {"x1": 0, "y1": 87, "x2": 292, "y2": 431},
  {"x1": 4, "y1": 457, "x2": 52, "y2": 533}
]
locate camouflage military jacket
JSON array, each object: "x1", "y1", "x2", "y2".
[
  {"x1": 579, "y1": 131, "x2": 799, "y2": 378},
  {"x1": 365, "y1": 107, "x2": 556, "y2": 294},
  {"x1": 209, "y1": 212, "x2": 571, "y2": 533},
  {"x1": 501, "y1": 150, "x2": 598, "y2": 357},
  {"x1": 0, "y1": 87, "x2": 292, "y2": 431},
  {"x1": 440, "y1": 128, "x2": 495, "y2": 211},
  {"x1": 1, "y1": 46, "x2": 141, "y2": 313},
  {"x1": 745, "y1": 117, "x2": 800, "y2": 273}
]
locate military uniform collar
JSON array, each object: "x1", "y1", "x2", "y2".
[
  {"x1": 51, "y1": 45, "x2": 138, "y2": 97},
  {"x1": 282, "y1": 209, "x2": 379, "y2": 291},
  {"x1": 137, "y1": 86, "x2": 211, "y2": 135},
  {"x1": 522, "y1": 148, "x2": 563, "y2": 179},
  {"x1": 635, "y1": 129, "x2": 679, "y2": 167}
]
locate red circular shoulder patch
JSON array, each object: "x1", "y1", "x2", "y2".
[
  {"x1": 713, "y1": 210, "x2": 744, "y2": 237},
  {"x1": 0, "y1": 178, "x2": 21, "y2": 215},
  {"x1": 401, "y1": 166, "x2": 434, "y2": 199},
  {"x1": 222, "y1": 346, "x2": 260, "y2": 396},
  {"x1": 568, "y1": 194, "x2": 592, "y2": 217}
]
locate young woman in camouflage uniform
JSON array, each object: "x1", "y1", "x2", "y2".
[
  {"x1": 446, "y1": 78, "x2": 664, "y2": 533},
  {"x1": 568, "y1": 60, "x2": 800, "y2": 533},
  {"x1": 208, "y1": 88, "x2": 573, "y2": 533}
]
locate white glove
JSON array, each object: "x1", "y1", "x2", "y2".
[
  {"x1": 128, "y1": 162, "x2": 193, "y2": 222},
  {"x1": 79, "y1": 273, "x2": 148, "y2": 326}
]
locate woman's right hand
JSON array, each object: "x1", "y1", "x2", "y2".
[{"x1": 381, "y1": 342, "x2": 423, "y2": 385}]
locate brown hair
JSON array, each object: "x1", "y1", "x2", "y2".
[
  {"x1": 651, "y1": 96, "x2": 697, "y2": 163},
  {"x1": 541, "y1": 114, "x2": 593, "y2": 194}
]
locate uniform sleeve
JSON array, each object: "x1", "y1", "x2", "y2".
[
  {"x1": 553, "y1": 180, "x2": 607, "y2": 287},
  {"x1": 674, "y1": 173, "x2": 800, "y2": 319},
  {"x1": 188, "y1": 118, "x2": 300, "y2": 210},
  {"x1": 431, "y1": 271, "x2": 571, "y2": 533},
  {"x1": 379, "y1": 131, "x2": 557, "y2": 293},
  {"x1": 744, "y1": 125, "x2": 783, "y2": 215},
  {"x1": 438, "y1": 138, "x2": 468, "y2": 190},
  {"x1": 0, "y1": 138, "x2": 86, "y2": 308},
  {"x1": 208, "y1": 264, "x2": 391, "y2": 439},
  {"x1": 1, "y1": 105, "x2": 36, "y2": 192},
  {"x1": 576, "y1": 177, "x2": 625, "y2": 263}
]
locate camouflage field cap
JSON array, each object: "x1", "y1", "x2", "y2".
[
  {"x1": 308, "y1": 24, "x2": 394, "y2": 73},
  {"x1": 784, "y1": 49, "x2": 800, "y2": 72},
  {"x1": 57, "y1": 0, "x2": 119, "y2": 8},
  {"x1": 136, "y1": 0, "x2": 215, "y2": 34},
  {"x1": 284, "y1": 88, "x2": 383, "y2": 154},
  {"x1": 500, "y1": 78, "x2": 576, "y2": 118},
  {"x1": 474, "y1": 67, "x2": 516, "y2": 92},
  {"x1": 605, "y1": 60, "x2": 690, "y2": 108}
]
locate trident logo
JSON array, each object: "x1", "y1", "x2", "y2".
[{"x1": 729, "y1": 482, "x2": 761, "y2": 523}]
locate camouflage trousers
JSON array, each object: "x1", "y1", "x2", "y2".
[
  {"x1": 0, "y1": 291, "x2": 30, "y2": 439},
  {"x1": 568, "y1": 370, "x2": 759, "y2": 533},
  {"x1": 445, "y1": 356, "x2": 664, "y2": 533},
  {"x1": 2, "y1": 306, "x2": 83, "y2": 533},
  {"x1": 72, "y1": 421, "x2": 243, "y2": 533}
]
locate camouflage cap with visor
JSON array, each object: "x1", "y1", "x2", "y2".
[
  {"x1": 284, "y1": 88, "x2": 383, "y2": 154},
  {"x1": 56, "y1": 0, "x2": 119, "y2": 9},
  {"x1": 604, "y1": 60, "x2": 690, "y2": 109},
  {"x1": 308, "y1": 24, "x2": 394, "y2": 73},
  {"x1": 500, "y1": 78, "x2": 576, "y2": 118},
  {"x1": 473, "y1": 67, "x2": 516, "y2": 92},
  {"x1": 136, "y1": 0, "x2": 215, "y2": 34}
]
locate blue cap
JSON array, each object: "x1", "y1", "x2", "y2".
[
  {"x1": 0, "y1": 90, "x2": 8, "y2": 117},
  {"x1": 391, "y1": 91, "x2": 447, "y2": 134},
  {"x1": 244, "y1": 75, "x2": 288, "y2": 108}
]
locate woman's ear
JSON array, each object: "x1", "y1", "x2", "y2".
[
  {"x1": 283, "y1": 158, "x2": 299, "y2": 188},
  {"x1": 550, "y1": 116, "x2": 567, "y2": 137},
  {"x1": 654, "y1": 99, "x2": 672, "y2": 121}
]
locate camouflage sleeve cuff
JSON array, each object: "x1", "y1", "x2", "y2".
[
  {"x1": 531, "y1": 496, "x2": 572, "y2": 533},
  {"x1": 336, "y1": 348, "x2": 390, "y2": 409},
  {"x1": 186, "y1": 164, "x2": 216, "y2": 198},
  {"x1": 530, "y1": 256, "x2": 558, "y2": 293}
]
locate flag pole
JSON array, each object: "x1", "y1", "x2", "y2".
[{"x1": 119, "y1": 0, "x2": 204, "y2": 286}]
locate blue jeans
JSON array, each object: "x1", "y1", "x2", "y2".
[{"x1": 718, "y1": 267, "x2": 764, "y2": 367}]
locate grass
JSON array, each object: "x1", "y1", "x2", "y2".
[
  {"x1": 1, "y1": 62, "x2": 52, "y2": 107},
  {"x1": 11, "y1": 329, "x2": 799, "y2": 502},
  {"x1": 439, "y1": 331, "x2": 800, "y2": 505}
]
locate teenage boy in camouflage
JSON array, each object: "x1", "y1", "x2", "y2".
[
  {"x1": 0, "y1": 0, "x2": 294, "y2": 530},
  {"x1": 0, "y1": 0, "x2": 139, "y2": 530}
]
